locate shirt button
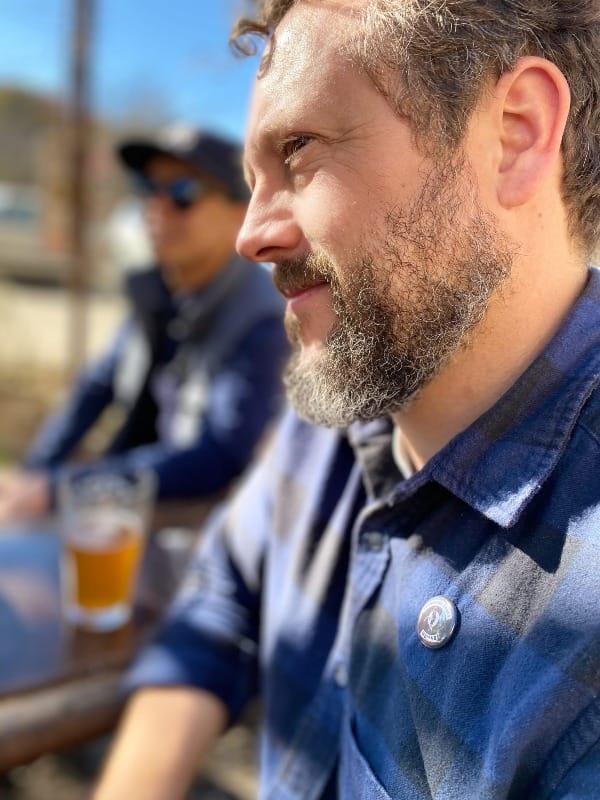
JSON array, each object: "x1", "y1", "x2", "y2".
[
  {"x1": 416, "y1": 596, "x2": 459, "y2": 649},
  {"x1": 333, "y1": 661, "x2": 348, "y2": 688},
  {"x1": 364, "y1": 531, "x2": 385, "y2": 552}
]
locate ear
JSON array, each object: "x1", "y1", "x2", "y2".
[{"x1": 495, "y1": 56, "x2": 570, "y2": 209}]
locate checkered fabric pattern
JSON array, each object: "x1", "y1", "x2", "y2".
[{"x1": 128, "y1": 269, "x2": 600, "y2": 799}]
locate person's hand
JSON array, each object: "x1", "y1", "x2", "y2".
[{"x1": 0, "y1": 470, "x2": 51, "y2": 524}]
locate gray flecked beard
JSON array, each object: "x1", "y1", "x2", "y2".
[{"x1": 281, "y1": 158, "x2": 515, "y2": 428}]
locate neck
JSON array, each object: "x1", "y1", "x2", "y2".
[
  {"x1": 391, "y1": 252, "x2": 589, "y2": 471},
  {"x1": 168, "y1": 251, "x2": 234, "y2": 294}
]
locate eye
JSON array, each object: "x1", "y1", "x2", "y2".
[{"x1": 282, "y1": 135, "x2": 311, "y2": 166}]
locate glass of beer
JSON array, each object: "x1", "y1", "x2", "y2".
[{"x1": 58, "y1": 470, "x2": 156, "y2": 632}]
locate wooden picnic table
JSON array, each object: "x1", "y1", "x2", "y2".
[{"x1": 0, "y1": 500, "x2": 218, "y2": 772}]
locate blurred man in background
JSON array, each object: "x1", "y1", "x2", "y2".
[{"x1": 0, "y1": 126, "x2": 288, "y2": 521}]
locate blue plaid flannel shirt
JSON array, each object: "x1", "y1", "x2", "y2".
[{"x1": 128, "y1": 268, "x2": 600, "y2": 798}]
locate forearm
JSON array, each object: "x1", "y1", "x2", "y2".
[{"x1": 92, "y1": 686, "x2": 228, "y2": 800}]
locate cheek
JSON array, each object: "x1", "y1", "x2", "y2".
[
  {"x1": 149, "y1": 210, "x2": 185, "y2": 240},
  {"x1": 163, "y1": 215, "x2": 207, "y2": 252},
  {"x1": 187, "y1": 206, "x2": 224, "y2": 243},
  {"x1": 295, "y1": 177, "x2": 365, "y2": 254}
]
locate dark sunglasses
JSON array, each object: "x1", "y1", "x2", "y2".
[{"x1": 134, "y1": 174, "x2": 208, "y2": 210}]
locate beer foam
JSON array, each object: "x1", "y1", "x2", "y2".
[{"x1": 66, "y1": 508, "x2": 143, "y2": 552}]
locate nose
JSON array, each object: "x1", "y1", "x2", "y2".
[{"x1": 237, "y1": 188, "x2": 303, "y2": 264}]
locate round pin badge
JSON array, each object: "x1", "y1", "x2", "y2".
[{"x1": 416, "y1": 595, "x2": 459, "y2": 649}]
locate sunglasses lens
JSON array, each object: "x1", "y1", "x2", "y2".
[
  {"x1": 133, "y1": 175, "x2": 205, "y2": 209},
  {"x1": 170, "y1": 178, "x2": 204, "y2": 209}
]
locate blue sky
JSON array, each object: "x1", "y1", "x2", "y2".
[{"x1": 1, "y1": 0, "x2": 262, "y2": 141}]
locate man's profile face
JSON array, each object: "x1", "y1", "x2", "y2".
[
  {"x1": 144, "y1": 155, "x2": 239, "y2": 292},
  {"x1": 238, "y1": 1, "x2": 513, "y2": 426}
]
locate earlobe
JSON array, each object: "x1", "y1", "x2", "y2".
[{"x1": 496, "y1": 56, "x2": 571, "y2": 209}]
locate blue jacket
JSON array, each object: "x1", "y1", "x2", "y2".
[{"x1": 24, "y1": 256, "x2": 288, "y2": 499}]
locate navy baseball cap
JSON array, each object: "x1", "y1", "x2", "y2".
[{"x1": 118, "y1": 124, "x2": 249, "y2": 203}]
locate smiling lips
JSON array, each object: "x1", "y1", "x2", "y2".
[
  {"x1": 281, "y1": 280, "x2": 328, "y2": 298},
  {"x1": 281, "y1": 281, "x2": 329, "y2": 308}
]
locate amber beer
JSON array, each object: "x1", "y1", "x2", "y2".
[
  {"x1": 64, "y1": 513, "x2": 143, "y2": 612},
  {"x1": 59, "y1": 472, "x2": 155, "y2": 631}
]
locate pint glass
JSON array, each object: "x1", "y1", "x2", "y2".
[{"x1": 59, "y1": 471, "x2": 155, "y2": 631}]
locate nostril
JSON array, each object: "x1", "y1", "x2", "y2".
[
  {"x1": 237, "y1": 203, "x2": 303, "y2": 263},
  {"x1": 235, "y1": 228, "x2": 257, "y2": 262}
]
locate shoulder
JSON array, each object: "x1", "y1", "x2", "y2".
[
  {"x1": 230, "y1": 259, "x2": 285, "y2": 312},
  {"x1": 124, "y1": 266, "x2": 171, "y2": 312},
  {"x1": 196, "y1": 260, "x2": 287, "y2": 365},
  {"x1": 254, "y1": 407, "x2": 354, "y2": 497}
]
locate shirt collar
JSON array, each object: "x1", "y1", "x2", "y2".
[
  {"x1": 169, "y1": 255, "x2": 246, "y2": 339},
  {"x1": 429, "y1": 267, "x2": 600, "y2": 527},
  {"x1": 350, "y1": 267, "x2": 600, "y2": 529},
  {"x1": 174, "y1": 254, "x2": 245, "y2": 314},
  {"x1": 347, "y1": 417, "x2": 399, "y2": 501}
]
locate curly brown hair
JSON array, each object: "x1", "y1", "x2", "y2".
[{"x1": 231, "y1": 0, "x2": 600, "y2": 255}]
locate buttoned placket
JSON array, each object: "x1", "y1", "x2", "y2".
[
  {"x1": 265, "y1": 484, "x2": 393, "y2": 800},
  {"x1": 333, "y1": 483, "x2": 438, "y2": 800},
  {"x1": 325, "y1": 502, "x2": 393, "y2": 799},
  {"x1": 340, "y1": 513, "x2": 394, "y2": 787},
  {"x1": 329, "y1": 498, "x2": 395, "y2": 677}
]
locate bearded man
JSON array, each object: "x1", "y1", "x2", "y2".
[{"x1": 95, "y1": 2, "x2": 600, "y2": 798}]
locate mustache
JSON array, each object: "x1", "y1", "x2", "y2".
[{"x1": 272, "y1": 252, "x2": 334, "y2": 296}]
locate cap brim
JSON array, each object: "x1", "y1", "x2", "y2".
[
  {"x1": 117, "y1": 141, "x2": 171, "y2": 174},
  {"x1": 117, "y1": 136, "x2": 250, "y2": 202}
]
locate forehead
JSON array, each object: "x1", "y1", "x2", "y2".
[
  {"x1": 264, "y1": 0, "x2": 361, "y2": 79},
  {"x1": 246, "y1": 2, "x2": 366, "y2": 143}
]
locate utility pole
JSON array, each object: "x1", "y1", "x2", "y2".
[{"x1": 68, "y1": 0, "x2": 94, "y2": 376}]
